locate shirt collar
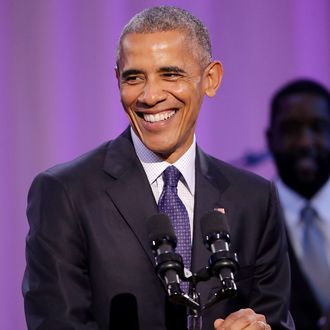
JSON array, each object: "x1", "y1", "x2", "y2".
[
  {"x1": 276, "y1": 177, "x2": 330, "y2": 225},
  {"x1": 276, "y1": 179, "x2": 305, "y2": 226},
  {"x1": 312, "y1": 177, "x2": 330, "y2": 225},
  {"x1": 131, "y1": 127, "x2": 196, "y2": 194}
]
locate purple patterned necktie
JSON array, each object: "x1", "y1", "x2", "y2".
[{"x1": 158, "y1": 166, "x2": 191, "y2": 293}]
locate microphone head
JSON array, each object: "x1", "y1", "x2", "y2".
[
  {"x1": 200, "y1": 210, "x2": 230, "y2": 247},
  {"x1": 146, "y1": 214, "x2": 177, "y2": 249}
]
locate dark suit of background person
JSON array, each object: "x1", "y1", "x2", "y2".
[
  {"x1": 267, "y1": 79, "x2": 330, "y2": 330},
  {"x1": 23, "y1": 6, "x2": 294, "y2": 330}
]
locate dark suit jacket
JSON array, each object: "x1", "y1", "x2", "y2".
[
  {"x1": 23, "y1": 129, "x2": 294, "y2": 330},
  {"x1": 287, "y1": 237, "x2": 323, "y2": 330}
]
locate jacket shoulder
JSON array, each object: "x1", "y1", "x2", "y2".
[
  {"x1": 48, "y1": 141, "x2": 109, "y2": 178},
  {"x1": 199, "y1": 149, "x2": 272, "y2": 191},
  {"x1": 30, "y1": 141, "x2": 112, "y2": 194}
]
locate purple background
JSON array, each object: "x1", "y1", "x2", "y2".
[{"x1": 1, "y1": 1, "x2": 330, "y2": 329}]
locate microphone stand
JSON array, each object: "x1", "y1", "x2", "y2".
[
  {"x1": 148, "y1": 213, "x2": 239, "y2": 330},
  {"x1": 187, "y1": 279, "x2": 202, "y2": 330},
  {"x1": 161, "y1": 249, "x2": 239, "y2": 330}
]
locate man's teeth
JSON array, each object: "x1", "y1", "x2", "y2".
[{"x1": 143, "y1": 110, "x2": 176, "y2": 123}]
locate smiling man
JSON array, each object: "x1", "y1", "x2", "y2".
[
  {"x1": 23, "y1": 6, "x2": 294, "y2": 330},
  {"x1": 116, "y1": 30, "x2": 215, "y2": 163},
  {"x1": 116, "y1": 20, "x2": 219, "y2": 164},
  {"x1": 267, "y1": 79, "x2": 330, "y2": 330}
]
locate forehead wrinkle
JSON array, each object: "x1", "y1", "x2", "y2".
[{"x1": 119, "y1": 31, "x2": 206, "y2": 69}]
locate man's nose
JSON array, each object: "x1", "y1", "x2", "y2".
[
  {"x1": 297, "y1": 127, "x2": 316, "y2": 148},
  {"x1": 137, "y1": 80, "x2": 166, "y2": 106}
]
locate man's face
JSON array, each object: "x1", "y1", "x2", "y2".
[
  {"x1": 267, "y1": 93, "x2": 330, "y2": 198},
  {"x1": 116, "y1": 30, "x2": 222, "y2": 163}
]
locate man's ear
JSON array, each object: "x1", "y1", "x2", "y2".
[
  {"x1": 266, "y1": 127, "x2": 273, "y2": 152},
  {"x1": 204, "y1": 61, "x2": 223, "y2": 97}
]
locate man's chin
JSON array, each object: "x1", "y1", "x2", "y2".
[
  {"x1": 143, "y1": 141, "x2": 176, "y2": 160},
  {"x1": 282, "y1": 168, "x2": 324, "y2": 197},
  {"x1": 296, "y1": 174, "x2": 318, "y2": 188}
]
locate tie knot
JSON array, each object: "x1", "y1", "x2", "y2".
[
  {"x1": 163, "y1": 166, "x2": 181, "y2": 187},
  {"x1": 300, "y1": 205, "x2": 317, "y2": 225}
]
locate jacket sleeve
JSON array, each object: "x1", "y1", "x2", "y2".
[{"x1": 23, "y1": 172, "x2": 99, "y2": 330}]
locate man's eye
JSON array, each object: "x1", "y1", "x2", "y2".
[
  {"x1": 162, "y1": 73, "x2": 182, "y2": 79},
  {"x1": 123, "y1": 76, "x2": 143, "y2": 84},
  {"x1": 312, "y1": 120, "x2": 330, "y2": 133},
  {"x1": 280, "y1": 122, "x2": 300, "y2": 135}
]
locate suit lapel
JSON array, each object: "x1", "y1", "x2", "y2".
[
  {"x1": 103, "y1": 129, "x2": 158, "y2": 267},
  {"x1": 287, "y1": 236, "x2": 322, "y2": 313},
  {"x1": 192, "y1": 148, "x2": 230, "y2": 271},
  {"x1": 103, "y1": 133, "x2": 234, "y2": 302},
  {"x1": 192, "y1": 148, "x2": 231, "y2": 303}
]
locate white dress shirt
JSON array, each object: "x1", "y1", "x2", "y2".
[
  {"x1": 131, "y1": 128, "x2": 196, "y2": 239},
  {"x1": 275, "y1": 178, "x2": 330, "y2": 270}
]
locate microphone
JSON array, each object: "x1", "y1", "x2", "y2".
[
  {"x1": 200, "y1": 210, "x2": 238, "y2": 298},
  {"x1": 146, "y1": 214, "x2": 184, "y2": 295}
]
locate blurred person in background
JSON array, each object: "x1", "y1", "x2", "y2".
[{"x1": 267, "y1": 79, "x2": 330, "y2": 330}]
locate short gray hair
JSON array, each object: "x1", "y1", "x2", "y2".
[{"x1": 116, "y1": 6, "x2": 212, "y2": 68}]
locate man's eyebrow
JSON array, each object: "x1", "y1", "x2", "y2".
[
  {"x1": 121, "y1": 69, "x2": 144, "y2": 79},
  {"x1": 158, "y1": 66, "x2": 186, "y2": 74}
]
